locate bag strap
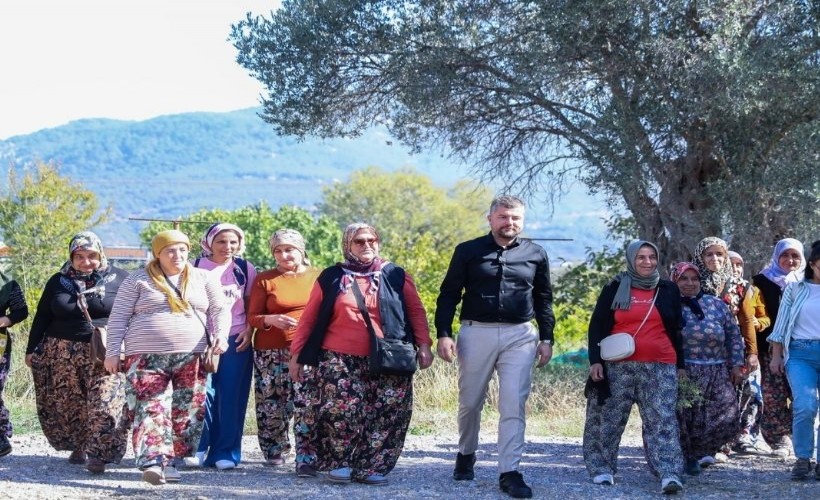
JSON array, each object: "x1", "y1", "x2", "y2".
[
  {"x1": 631, "y1": 289, "x2": 658, "y2": 339},
  {"x1": 164, "y1": 274, "x2": 212, "y2": 347},
  {"x1": 350, "y1": 280, "x2": 378, "y2": 342},
  {"x1": 76, "y1": 293, "x2": 94, "y2": 326}
]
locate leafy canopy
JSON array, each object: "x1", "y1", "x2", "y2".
[
  {"x1": 0, "y1": 162, "x2": 109, "y2": 308},
  {"x1": 232, "y1": 0, "x2": 819, "y2": 269},
  {"x1": 139, "y1": 203, "x2": 341, "y2": 271}
]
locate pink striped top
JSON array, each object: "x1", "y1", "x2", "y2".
[{"x1": 106, "y1": 266, "x2": 231, "y2": 356}]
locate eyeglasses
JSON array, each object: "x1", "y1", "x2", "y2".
[{"x1": 353, "y1": 237, "x2": 378, "y2": 246}]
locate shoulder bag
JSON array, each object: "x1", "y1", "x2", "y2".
[
  {"x1": 599, "y1": 289, "x2": 658, "y2": 361},
  {"x1": 350, "y1": 281, "x2": 417, "y2": 377},
  {"x1": 76, "y1": 293, "x2": 107, "y2": 367}
]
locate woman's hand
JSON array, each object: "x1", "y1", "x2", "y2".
[
  {"x1": 417, "y1": 345, "x2": 434, "y2": 369},
  {"x1": 264, "y1": 314, "x2": 297, "y2": 331},
  {"x1": 236, "y1": 326, "x2": 253, "y2": 352},
  {"x1": 589, "y1": 363, "x2": 604, "y2": 381},
  {"x1": 730, "y1": 366, "x2": 745, "y2": 386},
  {"x1": 745, "y1": 353, "x2": 759, "y2": 372},
  {"x1": 104, "y1": 355, "x2": 120, "y2": 374},
  {"x1": 769, "y1": 355, "x2": 785, "y2": 376},
  {"x1": 288, "y1": 357, "x2": 304, "y2": 383},
  {"x1": 214, "y1": 337, "x2": 229, "y2": 354},
  {"x1": 25, "y1": 353, "x2": 33, "y2": 368}
]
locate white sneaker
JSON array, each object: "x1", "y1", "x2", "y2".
[
  {"x1": 327, "y1": 467, "x2": 352, "y2": 482},
  {"x1": 215, "y1": 459, "x2": 236, "y2": 470},
  {"x1": 175, "y1": 451, "x2": 205, "y2": 468},
  {"x1": 698, "y1": 455, "x2": 716, "y2": 467},
  {"x1": 661, "y1": 476, "x2": 683, "y2": 494},
  {"x1": 592, "y1": 473, "x2": 614, "y2": 485},
  {"x1": 713, "y1": 452, "x2": 730, "y2": 463}
]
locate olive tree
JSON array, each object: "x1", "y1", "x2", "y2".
[{"x1": 231, "y1": 0, "x2": 819, "y2": 268}]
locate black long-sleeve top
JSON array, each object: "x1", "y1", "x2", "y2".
[
  {"x1": 435, "y1": 233, "x2": 555, "y2": 342},
  {"x1": 26, "y1": 266, "x2": 129, "y2": 354},
  {"x1": 1, "y1": 279, "x2": 29, "y2": 327}
]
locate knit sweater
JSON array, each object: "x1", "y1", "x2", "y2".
[{"x1": 247, "y1": 267, "x2": 320, "y2": 350}]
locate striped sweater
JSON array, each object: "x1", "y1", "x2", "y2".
[{"x1": 106, "y1": 266, "x2": 230, "y2": 357}]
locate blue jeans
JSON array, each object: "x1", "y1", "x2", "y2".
[{"x1": 785, "y1": 339, "x2": 820, "y2": 460}]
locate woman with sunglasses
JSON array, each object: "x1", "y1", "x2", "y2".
[{"x1": 289, "y1": 223, "x2": 434, "y2": 486}]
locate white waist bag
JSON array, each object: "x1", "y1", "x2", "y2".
[{"x1": 599, "y1": 290, "x2": 657, "y2": 361}]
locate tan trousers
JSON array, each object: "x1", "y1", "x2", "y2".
[{"x1": 456, "y1": 321, "x2": 538, "y2": 473}]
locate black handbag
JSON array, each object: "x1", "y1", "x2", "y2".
[{"x1": 350, "y1": 281, "x2": 417, "y2": 377}]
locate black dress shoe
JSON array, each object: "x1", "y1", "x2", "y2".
[
  {"x1": 453, "y1": 452, "x2": 476, "y2": 480},
  {"x1": 0, "y1": 438, "x2": 11, "y2": 457},
  {"x1": 499, "y1": 470, "x2": 533, "y2": 498}
]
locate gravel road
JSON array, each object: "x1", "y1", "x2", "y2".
[{"x1": 0, "y1": 433, "x2": 816, "y2": 499}]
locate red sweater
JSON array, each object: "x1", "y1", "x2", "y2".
[{"x1": 291, "y1": 274, "x2": 432, "y2": 358}]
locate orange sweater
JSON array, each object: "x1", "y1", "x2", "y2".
[
  {"x1": 247, "y1": 267, "x2": 320, "y2": 350},
  {"x1": 291, "y1": 274, "x2": 432, "y2": 359}
]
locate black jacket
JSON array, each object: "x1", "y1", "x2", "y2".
[
  {"x1": 27, "y1": 266, "x2": 129, "y2": 354},
  {"x1": 752, "y1": 273, "x2": 782, "y2": 353}
]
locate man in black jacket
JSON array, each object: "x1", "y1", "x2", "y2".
[{"x1": 435, "y1": 195, "x2": 555, "y2": 499}]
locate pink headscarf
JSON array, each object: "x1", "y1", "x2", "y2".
[{"x1": 199, "y1": 223, "x2": 246, "y2": 258}]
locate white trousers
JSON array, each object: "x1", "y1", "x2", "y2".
[{"x1": 456, "y1": 321, "x2": 538, "y2": 473}]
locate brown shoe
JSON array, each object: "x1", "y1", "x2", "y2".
[
  {"x1": 86, "y1": 457, "x2": 106, "y2": 474},
  {"x1": 68, "y1": 450, "x2": 87, "y2": 464}
]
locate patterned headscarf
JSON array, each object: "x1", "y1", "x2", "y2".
[
  {"x1": 338, "y1": 223, "x2": 387, "y2": 293},
  {"x1": 58, "y1": 231, "x2": 110, "y2": 294},
  {"x1": 692, "y1": 237, "x2": 733, "y2": 296},
  {"x1": 269, "y1": 228, "x2": 310, "y2": 266},
  {"x1": 670, "y1": 261, "x2": 705, "y2": 320},
  {"x1": 200, "y1": 223, "x2": 246, "y2": 258},
  {"x1": 611, "y1": 240, "x2": 661, "y2": 310},
  {"x1": 761, "y1": 238, "x2": 806, "y2": 290}
]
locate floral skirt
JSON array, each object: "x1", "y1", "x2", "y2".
[
  {"x1": 301, "y1": 350, "x2": 413, "y2": 480},
  {"x1": 124, "y1": 352, "x2": 207, "y2": 468},
  {"x1": 31, "y1": 337, "x2": 129, "y2": 463}
]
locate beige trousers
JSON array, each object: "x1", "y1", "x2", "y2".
[{"x1": 456, "y1": 321, "x2": 538, "y2": 473}]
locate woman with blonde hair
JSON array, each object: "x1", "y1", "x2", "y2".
[{"x1": 105, "y1": 230, "x2": 230, "y2": 485}]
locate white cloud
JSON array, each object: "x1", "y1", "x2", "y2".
[{"x1": 0, "y1": 0, "x2": 280, "y2": 139}]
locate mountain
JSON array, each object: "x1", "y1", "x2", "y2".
[{"x1": 0, "y1": 108, "x2": 613, "y2": 262}]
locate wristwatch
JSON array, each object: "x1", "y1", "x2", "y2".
[{"x1": 539, "y1": 340, "x2": 553, "y2": 346}]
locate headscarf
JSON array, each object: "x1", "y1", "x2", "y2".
[
  {"x1": 269, "y1": 228, "x2": 310, "y2": 266},
  {"x1": 727, "y1": 251, "x2": 743, "y2": 266},
  {"x1": 692, "y1": 237, "x2": 734, "y2": 296},
  {"x1": 58, "y1": 231, "x2": 110, "y2": 293},
  {"x1": 611, "y1": 240, "x2": 661, "y2": 310},
  {"x1": 199, "y1": 223, "x2": 246, "y2": 258},
  {"x1": 338, "y1": 223, "x2": 387, "y2": 293},
  {"x1": 670, "y1": 261, "x2": 704, "y2": 320},
  {"x1": 761, "y1": 238, "x2": 806, "y2": 290},
  {"x1": 147, "y1": 230, "x2": 191, "y2": 313}
]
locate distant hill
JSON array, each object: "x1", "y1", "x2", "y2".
[{"x1": 0, "y1": 108, "x2": 614, "y2": 262}]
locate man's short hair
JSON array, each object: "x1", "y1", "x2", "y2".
[{"x1": 489, "y1": 195, "x2": 525, "y2": 214}]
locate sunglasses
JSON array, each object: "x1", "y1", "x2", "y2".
[{"x1": 353, "y1": 237, "x2": 378, "y2": 246}]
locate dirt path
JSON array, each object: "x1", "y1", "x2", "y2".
[{"x1": 0, "y1": 433, "x2": 815, "y2": 499}]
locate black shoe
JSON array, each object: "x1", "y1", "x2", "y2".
[
  {"x1": 499, "y1": 471, "x2": 533, "y2": 499},
  {"x1": 453, "y1": 452, "x2": 476, "y2": 481},
  {"x1": 684, "y1": 458, "x2": 701, "y2": 476},
  {"x1": 792, "y1": 458, "x2": 812, "y2": 480},
  {"x1": 815, "y1": 462, "x2": 820, "y2": 481},
  {"x1": 0, "y1": 438, "x2": 11, "y2": 458}
]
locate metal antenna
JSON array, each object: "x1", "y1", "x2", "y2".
[{"x1": 128, "y1": 217, "x2": 216, "y2": 230}]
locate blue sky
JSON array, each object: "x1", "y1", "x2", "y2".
[{"x1": 0, "y1": 0, "x2": 280, "y2": 139}]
